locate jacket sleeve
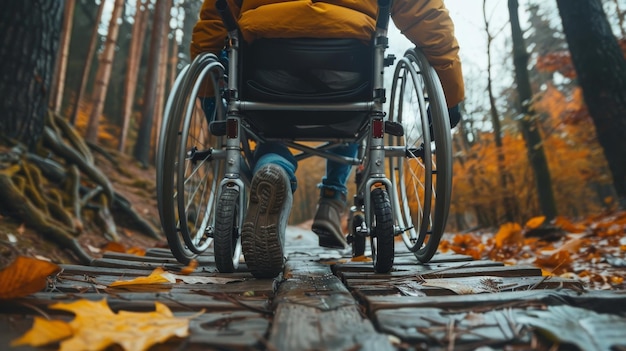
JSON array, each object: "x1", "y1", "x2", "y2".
[
  {"x1": 391, "y1": 0, "x2": 465, "y2": 107},
  {"x1": 190, "y1": 0, "x2": 240, "y2": 61}
]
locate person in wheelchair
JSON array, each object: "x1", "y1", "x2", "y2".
[{"x1": 191, "y1": 0, "x2": 465, "y2": 251}]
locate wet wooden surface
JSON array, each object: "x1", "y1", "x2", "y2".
[{"x1": 2, "y1": 226, "x2": 626, "y2": 350}]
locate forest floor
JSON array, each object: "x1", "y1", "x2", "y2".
[{"x1": 1, "y1": 146, "x2": 625, "y2": 291}]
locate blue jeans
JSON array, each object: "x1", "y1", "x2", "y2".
[{"x1": 200, "y1": 97, "x2": 356, "y2": 196}]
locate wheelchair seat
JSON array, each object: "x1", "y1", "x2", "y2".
[{"x1": 238, "y1": 38, "x2": 374, "y2": 139}]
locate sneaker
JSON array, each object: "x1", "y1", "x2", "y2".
[
  {"x1": 242, "y1": 164, "x2": 292, "y2": 278},
  {"x1": 312, "y1": 191, "x2": 348, "y2": 249}
]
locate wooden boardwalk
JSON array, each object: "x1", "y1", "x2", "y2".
[{"x1": 2, "y1": 226, "x2": 626, "y2": 350}]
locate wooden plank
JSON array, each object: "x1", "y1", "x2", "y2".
[
  {"x1": 344, "y1": 276, "x2": 585, "y2": 297},
  {"x1": 268, "y1": 258, "x2": 395, "y2": 351},
  {"x1": 333, "y1": 258, "x2": 504, "y2": 274},
  {"x1": 362, "y1": 289, "x2": 625, "y2": 313},
  {"x1": 338, "y1": 264, "x2": 542, "y2": 281},
  {"x1": 375, "y1": 307, "x2": 529, "y2": 346},
  {"x1": 188, "y1": 311, "x2": 269, "y2": 350},
  {"x1": 0, "y1": 292, "x2": 270, "y2": 314}
]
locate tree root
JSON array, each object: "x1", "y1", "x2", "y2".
[
  {"x1": 0, "y1": 110, "x2": 163, "y2": 265},
  {"x1": 0, "y1": 169, "x2": 92, "y2": 265}
]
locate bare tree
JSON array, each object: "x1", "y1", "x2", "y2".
[
  {"x1": 49, "y1": 0, "x2": 75, "y2": 115},
  {"x1": 557, "y1": 0, "x2": 626, "y2": 208},
  {"x1": 483, "y1": 0, "x2": 519, "y2": 223},
  {"x1": 508, "y1": 0, "x2": 558, "y2": 220},
  {"x1": 134, "y1": 0, "x2": 170, "y2": 166},
  {"x1": 85, "y1": 0, "x2": 126, "y2": 143},
  {"x1": 119, "y1": 0, "x2": 149, "y2": 153},
  {"x1": 69, "y1": 0, "x2": 107, "y2": 125}
]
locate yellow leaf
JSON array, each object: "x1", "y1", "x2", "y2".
[
  {"x1": 11, "y1": 317, "x2": 73, "y2": 347},
  {"x1": 108, "y1": 267, "x2": 173, "y2": 288},
  {"x1": 0, "y1": 256, "x2": 61, "y2": 299},
  {"x1": 525, "y1": 216, "x2": 546, "y2": 229},
  {"x1": 13, "y1": 299, "x2": 196, "y2": 351}
]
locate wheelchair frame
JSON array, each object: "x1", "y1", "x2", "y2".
[{"x1": 156, "y1": 0, "x2": 453, "y2": 276}]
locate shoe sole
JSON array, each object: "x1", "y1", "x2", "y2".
[
  {"x1": 312, "y1": 223, "x2": 347, "y2": 249},
  {"x1": 242, "y1": 166, "x2": 288, "y2": 278}
]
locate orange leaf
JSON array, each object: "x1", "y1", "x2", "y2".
[
  {"x1": 554, "y1": 216, "x2": 587, "y2": 233},
  {"x1": 126, "y1": 247, "x2": 146, "y2": 256},
  {"x1": 494, "y1": 223, "x2": 523, "y2": 248},
  {"x1": 0, "y1": 256, "x2": 61, "y2": 299},
  {"x1": 14, "y1": 299, "x2": 197, "y2": 351},
  {"x1": 102, "y1": 242, "x2": 126, "y2": 253},
  {"x1": 179, "y1": 259, "x2": 198, "y2": 275},
  {"x1": 525, "y1": 216, "x2": 546, "y2": 229},
  {"x1": 11, "y1": 317, "x2": 73, "y2": 347},
  {"x1": 108, "y1": 267, "x2": 173, "y2": 288},
  {"x1": 350, "y1": 255, "x2": 372, "y2": 262}
]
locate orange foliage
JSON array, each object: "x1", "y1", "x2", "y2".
[{"x1": 441, "y1": 210, "x2": 626, "y2": 289}]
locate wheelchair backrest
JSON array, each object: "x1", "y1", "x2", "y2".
[{"x1": 240, "y1": 38, "x2": 373, "y2": 103}]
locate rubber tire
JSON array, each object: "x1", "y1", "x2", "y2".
[
  {"x1": 371, "y1": 188, "x2": 394, "y2": 273},
  {"x1": 214, "y1": 188, "x2": 241, "y2": 273}
]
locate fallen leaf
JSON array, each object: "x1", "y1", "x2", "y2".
[
  {"x1": 160, "y1": 272, "x2": 244, "y2": 285},
  {"x1": 0, "y1": 256, "x2": 61, "y2": 299},
  {"x1": 423, "y1": 276, "x2": 504, "y2": 294},
  {"x1": 126, "y1": 246, "x2": 146, "y2": 256},
  {"x1": 350, "y1": 255, "x2": 372, "y2": 262},
  {"x1": 554, "y1": 216, "x2": 587, "y2": 233},
  {"x1": 13, "y1": 299, "x2": 198, "y2": 351},
  {"x1": 11, "y1": 317, "x2": 73, "y2": 347},
  {"x1": 517, "y1": 305, "x2": 626, "y2": 351},
  {"x1": 108, "y1": 267, "x2": 172, "y2": 288},
  {"x1": 179, "y1": 259, "x2": 198, "y2": 275},
  {"x1": 494, "y1": 222, "x2": 523, "y2": 248},
  {"x1": 525, "y1": 216, "x2": 546, "y2": 229},
  {"x1": 102, "y1": 242, "x2": 126, "y2": 253}
]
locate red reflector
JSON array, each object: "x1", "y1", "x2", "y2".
[
  {"x1": 372, "y1": 119, "x2": 384, "y2": 138},
  {"x1": 227, "y1": 119, "x2": 238, "y2": 139}
]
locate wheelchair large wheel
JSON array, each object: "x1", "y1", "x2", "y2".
[
  {"x1": 387, "y1": 48, "x2": 453, "y2": 263},
  {"x1": 371, "y1": 188, "x2": 394, "y2": 273},
  {"x1": 157, "y1": 54, "x2": 226, "y2": 264}
]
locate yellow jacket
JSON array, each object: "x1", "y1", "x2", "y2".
[{"x1": 191, "y1": 0, "x2": 464, "y2": 107}]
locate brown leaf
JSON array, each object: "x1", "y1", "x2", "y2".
[{"x1": 0, "y1": 256, "x2": 61, "y2": 299}]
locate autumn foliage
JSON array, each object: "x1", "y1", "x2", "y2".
[{"x1": 440, "y1": 211, "x2": 626, "y2": 289}]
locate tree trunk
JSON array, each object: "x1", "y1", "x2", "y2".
[
  {"x1": 557, "y1": 0, "x2": 626, "y2": 208},
  {"x1": 119, "y1": 0, "x2": 149, "y2": 153},
  {"x1": 508, "y1": 0, "x2": 558, "y2": 220},
  {"x1": 134, "y1": 0, "x2": 169, "y2": 166},
  {"x1": 0, "y1": 0, "x2": 64, "y2": 149},
  {"x1": 49, "y1": 0, "x2": 75, "y2": 115},
  {"x1": 152, "y1": 0, "x2": 173, "y2": 161},
  {"x1": 483, "y1": 0, "x2": 518, "y2": 224},
  {"x1": 85, "y1": 0, "x2": 125, "y2": 143},
  {"x1": 69, "y1": 0, "x2": 106, "y2": 126}
]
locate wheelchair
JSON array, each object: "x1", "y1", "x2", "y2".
[{"x1": 156, "y1": 0, "x2": 452, "y2": 277}]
